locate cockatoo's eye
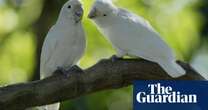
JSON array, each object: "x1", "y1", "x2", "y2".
[
  {"x1": 103, "y1": 14, "x2": 107, "y2": 16},
  {"x1": 68, "y1": 5, "x2": 71, "y2": 9}
]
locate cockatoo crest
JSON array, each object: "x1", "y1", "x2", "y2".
[
  {"x1": 97, "y1": 0, "x2": 112, "y2": 4},
  {"x1": 95, "y1": 0, "x2": 113, "y2": 7},
  {"x1": 92, "y1": 0, "x2": 115, "y2": 14}
]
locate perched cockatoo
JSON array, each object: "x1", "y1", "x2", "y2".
[
  {"x1": 88, "y1": 0, "x2": 186, "y2": 78},
  {"x1": 39, "y1": 0, "x2": 86, "y2": 109}
]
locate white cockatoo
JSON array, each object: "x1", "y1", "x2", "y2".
[
  {"x1": 88, "y1": 0, "x2": 186, "y2": 78},
  {"x1": 39, "y1": 0, "x2": 86, "y2": 109}
]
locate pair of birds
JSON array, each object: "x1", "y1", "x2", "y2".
[{"x1": 39, "y1": 0, "x2": 186, "y2": 109}]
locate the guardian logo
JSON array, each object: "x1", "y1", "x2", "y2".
[{"x1": 136, "y1": 83, "x2": 197, "y2": 104}]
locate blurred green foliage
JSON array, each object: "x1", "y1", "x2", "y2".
[
  {"x1": 0, "y1": 0, "x2": 205, "y2": 110},
  {"x1": 0, "y1": 0, "x2": 43, "y2": 84}
]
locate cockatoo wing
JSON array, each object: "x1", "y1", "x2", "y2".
[
  {"x1": 117, "y1": 8, "x2": 186, "y2": 77},
  {"x1": 40, "y1": 26, "x2": 58, "y2": 79},
  {"x1": 117, "y1": 8, "x2": 174, "y2": 61}
]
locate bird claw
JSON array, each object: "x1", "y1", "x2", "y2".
[
  {"x1": 110, "y1": 55, "x2": 123, "y2": 62},
  {"x1": 54, "y1": 65, "x2": 84, "y2": 77},
  {"x1": 54, "y1": 67, "x2": 70, "y2": 77},
  {"x1": 68, "y1": 65, "x2": 84, "y2": 73}
]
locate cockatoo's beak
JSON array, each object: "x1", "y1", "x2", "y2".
[
  {"x1": 88, "y1": 8, "x2": 97, "y2": 19},
  {"x1": 74, "y1": 5, "x2": 83, "y2": 23}
]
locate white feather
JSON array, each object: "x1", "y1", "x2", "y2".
[
  {"x1": 90, "y1": 0, "x2": 186, "y2": 78},
  {"x1": 39, "y1": 0, "x2": 86, "y2": 110}
]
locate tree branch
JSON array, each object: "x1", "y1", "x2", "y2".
[{"x1": 0, "y1": 59, "x2": 205, "y2": 110}]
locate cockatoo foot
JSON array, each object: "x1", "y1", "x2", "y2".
[
  {"x1": 54, "y1": 66, "x2": 84, "y2": 77},
  {"x1": 110, "y1": 55, "x2": 123, "y2": 62},
  {"x1": 68, "y1": 65, "x2": 84, "y2": 73},
  {"x1": 54, "y1": 67, "x2": 70, "y2": 77}
]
